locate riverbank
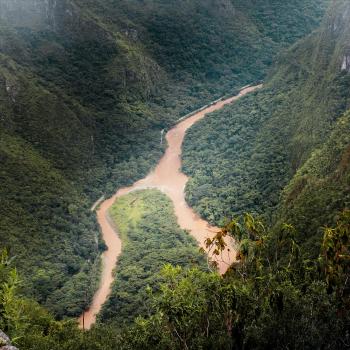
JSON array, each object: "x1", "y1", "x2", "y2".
[{"x1": 79, "y1": 84, "x2": 262, "y2": 329}]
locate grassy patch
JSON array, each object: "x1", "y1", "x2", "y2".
[{"x1": 100, "y1": 189, "x2": 207, "y2": 326}]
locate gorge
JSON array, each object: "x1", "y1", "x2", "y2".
[
  {"x1": 79, "y1": 84, "x2": 262, "y2": 329},
  {"x1": 2, "y1": 1, "x2": 349, "y2": 349}
]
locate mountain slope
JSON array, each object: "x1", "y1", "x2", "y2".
[
  {"x1": 278, "y1": 111, "x2": 350, "y2": 256},
  {"x1": 183, "y1": 0, "x2": 350, "y2": 231},
  {"x1": 0, "y1": 0, "x2": 328, "y2": 316}
]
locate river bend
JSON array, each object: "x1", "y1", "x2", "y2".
[{"x1": 79, "y1": 84, "x2": 262, "y2": 329}]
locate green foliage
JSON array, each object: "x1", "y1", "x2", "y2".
[
  {"x1": 117, "y1": 211, "x2": 350, "y2": 350},
  {"x1": 1, "y1": 209, "x2": 349, "y2": 350},
  {"x1": 0, "y1": 2, "x2": 343, "y2": 347},
  {"x1": 0, "y1": 129, "x2": 101, "y2": 318},
  {"x1": 277, "y1": 112, "x2": 350, "y2": 257},
  {"x1": 321, "y1": 210, "x2": 350, "y2": 303},
  {"x1": 182, "y1": 1, "x2": 350, "y2": 246},
  {"x1": 99, "y1": 190, "x2": 207, "y2": 325},
  {"x1": 0, "y1": 0, "x2": 330, "y2": 320},
  {"x1": 0, "y1": 249, "x2": 26, "y2": 342},
  {"x1": 183, "y1": 88, "x2": 291, "y2": 224},
  {"x1": 0, "y1": 249, "x2": 54, "y2": 346}
]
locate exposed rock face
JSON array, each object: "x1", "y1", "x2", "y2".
[
  {"x1": 341, "y1": 54, "x2": 350, "y2": 72},
  {"x1": 0, "y1": 0, "x2": 82, "y2": 35},
  {"x1": 323, "y1": 1, "x2": 350, "y2": 72},
  {"x1": 0, "y1": 0, "x2": 58, "y2": 29},
  {"x1": 122, "y1": 28, "x2": 139, "y2": 41},
  {"x1": 0, "y1": 330, "x2": 10, "y2": 346},
  {"x1": 216, "y1": 0, "x2": 236, "y2": 18},
  {"x1": 4, "y1": 78, "x2": 20, "y2": 103},
  {"x1": 0, "y1": 330, "x2": 18, "y2": 350},
  {"x1": 328, "y1": 1, "x2": 350, "y2": 34},
  {"x1": 0, "y1": 0, "x2": 113, "y2": 43}
]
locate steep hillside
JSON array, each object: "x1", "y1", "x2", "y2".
[
  {"x1": 93, "y1": 0, "x2": 327, "y2": 94},
  {"x1": 3, "y1": 209, "x2": 349, "y2": 349},
  {"x1": 183, "y1": 0, "x2": 350, "y2": 237},
  {"x1": 278, "y1": 111, "x2": 350, "y2": 256},
  {"x1": 1, "y1": 2, "x2": 349, "y2": 349},
  {"x1": 274, "y1": 1, "x2": 350, "y2": 255},
  {"x1": 0, "y1": 0, "x2": 328, "y2": 317}
]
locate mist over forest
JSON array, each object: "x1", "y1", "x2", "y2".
[{"x1": 0, "y1": 1, "x2": 349, "y2": 349}]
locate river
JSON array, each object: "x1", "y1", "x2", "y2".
[{"x1": 78, "y1": 84, "x2": 262, "y2": 329}]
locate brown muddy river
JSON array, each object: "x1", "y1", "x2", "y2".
[{"x1": 79, "y1": 84, "x2": 262, "y2": 329}]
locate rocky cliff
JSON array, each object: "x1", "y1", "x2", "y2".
[
  {"x1": 0, "y1": 330, "x2": 18, "y2": 350},
  {"x1": 0, "y1": 0, "x2": 62, "y2": 30}
]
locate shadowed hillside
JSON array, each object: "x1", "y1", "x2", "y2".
[
  {"x1": 0, "y1": 0, "x2": 327, "y2": 317},
  {"x1": 183, "y1": 0, "x2": 350, "y2": 247},
  {"x1": 1, "y1": 1, "x2": 349, "y2": 349}
]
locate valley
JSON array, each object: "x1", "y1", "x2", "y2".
[
  {"x1": 1, "y1": 1, "x2": 349, "y2": 349},
  {"x1": 79, "y1": 84, "x2": 261, "y2": 329},
  {"x1": 0, "y1": 0, "x2": 327, "y2": 319}
]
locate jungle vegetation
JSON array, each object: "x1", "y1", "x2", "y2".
[
  {"x1": 2, "y1": 0, "x2": 350, "y2": 349},
  {"x1": 99, "y1": 190, "x2": 206, "y2": 325},
  {"x1": 1, "y1": 209, "x2": 349, "y2": 349},
  {"x1": 182, "y1": 0, "x2": 350, "y2": 259},
  {"x1": 0, "y1": 0, "x2": 328, "y2": 317}
]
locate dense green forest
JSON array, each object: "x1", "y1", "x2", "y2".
[
  {"x1": 276, "y1": 110, "x2": 350, "y2": 257},
  {"x1": 183, "y1": 0, "x2": 350, "y2": 248},
  {"x1": 2, "y1": 0, "x2": 350, "y2": 349},
  {"x1": 99, "y1": 190, "x2": 206, "y2": 325},
  {"x1": 0, "y1": 0, "x2": 328, "y2": 317},
  {"x1": 1, "y1": 209, "x2": 349, "y2": 349}
]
